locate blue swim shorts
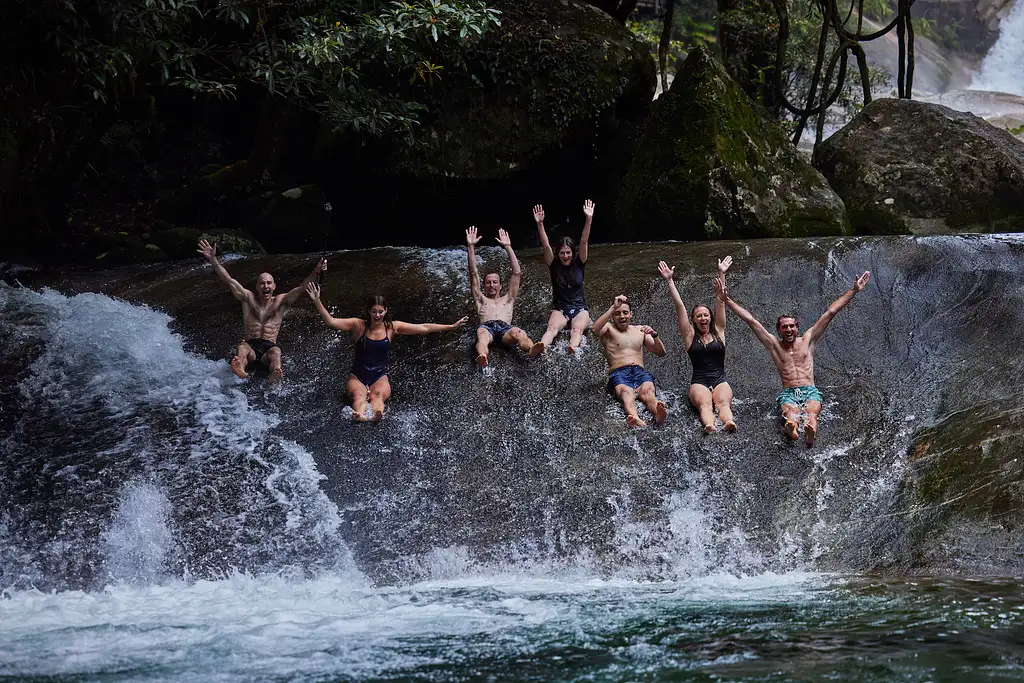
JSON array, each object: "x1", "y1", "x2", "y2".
[
  {"x1": 478, "y1": 319, "x2": 513, "y2": 344},
  {"x1": 777, "y1": 385, "x2": 823, "y2": 409},
  {"x1": 607, "y1": 364, "x2": 656, "y2": 393}
]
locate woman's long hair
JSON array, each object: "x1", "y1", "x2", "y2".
[
  {"x1": 363, "y1": 295, "x2": 394, "y2": 332},
  {"x1": 690, "y1": 304, "x2": 722, "y2": 344}
]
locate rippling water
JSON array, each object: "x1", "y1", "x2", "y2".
[{"x1": 3, "y1": 573, "x2": 1023, "y2": 681}]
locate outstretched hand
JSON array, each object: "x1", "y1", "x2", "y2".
[
  {"x1": 306, "y1": 282, "x2": 321, "y2": 301},
  {"x1": 657, "y1": 260, "x2": 675, "y2": 280},
  {"x1": 582, "y1": 199, "x2": 595, "y2": 218},
  {"x1": 496, "y1": 228, "x2": 512, "y2": 248},
  {"x1": 532, "y1": 204, "x2": 545, "y2": 224},
  {"x1": 196, "y1": 239, "x2": 217, "y2": 262},
  {"x1": 452, "y1": 316, "x2": 469, "y2": 328},
  {"x1": 718, "y1": 255, "x2": 733, "y2": 274},
  {"x1": 714, "y1": 276, "x2": 728, "y2": 300},
  {"x1": 854, "y1": 271, "x2": 871, "y2": 292},
  {"x1": 466, "y1": 226, "x2": 482, "y2": 246}
]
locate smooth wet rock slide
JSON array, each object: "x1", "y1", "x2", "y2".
[{"x1": 1, "y1": 235, "x2": 1023, "y2": 590}]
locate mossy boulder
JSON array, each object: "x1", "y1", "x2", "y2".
[
  {"x1": 388, "y1": 0, "x2": 655, "y2": 180},
  {"x1": 813, "y1": 98, "x2": 1024, "y2": 235},
  {"x1": 248, "y1": 185, "x2": 328, "y2": 254},
  {"x1": 616, "y1": 46, "x2": 849, "y2": 240},
  {"x1": 896, "y1": 401, "x2": 1024, "y2": 573}
]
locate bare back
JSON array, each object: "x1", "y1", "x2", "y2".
[
  {"x1": 766, "y1": 336, "x2": 816, "y2": 388},
  {"x1": 241, "y1": 294, "x2": 290, "y2": 342},
  {"x1": 600, "y1": 325, "x2": 647, "y2": 371},
  {"x1": 475, "y1": 294, "x2": 515, "y2": 324}
]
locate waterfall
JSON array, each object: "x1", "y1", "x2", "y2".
[{"x1": 971, "y1": 0, "x2": 1024, "y2": 96}]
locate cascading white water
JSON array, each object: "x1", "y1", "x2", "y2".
[{"x1": 970, "y1": 0, "x2": 1024, "y2": 96}]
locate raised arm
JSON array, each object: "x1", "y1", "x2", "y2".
[
  {"x1": 281, "y1": 258, "x2": 327, "y2": 306},
  {"x1": 805, "y1": 271, "x2": 870, "y2": 344},
  {"x1": 392, "y1": 316, "x2": 469, "y2": 335},
  {"x1": 638, "y1": 324, "x2": 667, "y2": 357},
  {"x1": 496, "y1": 229, "x2": 522, "y2": 301},
  {"x1": 716, "y1": 278, "x2": 776, "y2": 350},
  {"x1": 533, "y1": 204, "x2": 554, "y2": 266},
  {"x1": 466, "y1": 226, "x2": 483, "y2": 303},
  {"x1": 658, "y1": 260, "x2": 693, "y2": 346},
  {"x1": 197, "y1": 239, "x2": 249, "y2": 302},
  {"x1": 305, "y1": 283, "x2": 362, "y2": 333},
  {"x1": 714, "y1": 255, "x2": 732, "y2": 340},
  {"x1": 578, "y1": 199, "x2": 594, "y2": 263},
  {"x1": 592, "y1": 295, "x2": 627, "y2": 337}
]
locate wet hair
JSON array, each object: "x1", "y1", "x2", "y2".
[
  {"x1": 363, "y1": 295, "x2": 393, "y2": 330},
  {"x1": 555, "y1": 236, "x2": 576, "y2": 259},
  {"x1": 691, "y1": 304, "x2": 721, "y2": 342},
  {"x1": 776, "y1": 313, "x2": 799, "y2": 329}
]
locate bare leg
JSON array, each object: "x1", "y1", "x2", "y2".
[
  {"x1": 231, "y1": 342, "x2": 254, "y2": 378},
  {"x1": 637, "y1": 382, "x2": 667, "y2": 426},
  {"x1": 539, "y1": 310, "x2": 568, "y2": 349},
  {"x1": 568, "y1": 310, "x2": 591, "y2": 352},
  {"x1": 688, "y1": 383, "x2": 716, "y2": 433},
  {"x1": 368, "y1": 376, "x2": 392, "y2": 422},
  {"x1": 713, "y1": 382, "x2": 736, "y2": 432},
  {"x1": 475, "y1": 327, "x2": 492, "y2": 367},
  {"x1": 614, "y1": 385, "x2": 645, "y2": 427},
  {"x1": 262, "y1": 347, "x2": 284, "y2": 382},
  {"x1": 347, "y1": 375, "x2": 370, "y2": 422},
  {"x1": 504, "y1": 327, "x2": 538, "y2": 356},
  {"x1": 780, "y1": 403, "x2": 800, "y2": 440},
  {"x1": 804, "y1": 400, "x2": 822, "y2": 446}
]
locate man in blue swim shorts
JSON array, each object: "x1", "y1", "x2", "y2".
[
  {"x1": 716, "y1": 271, "x2": 870, "y2": 446},
  {"x1": 593, "y1": 295, "x2": 668, "y2": 428},
  {"x1": 465, "y1": 226, "x2": 541, "y2": 367}
]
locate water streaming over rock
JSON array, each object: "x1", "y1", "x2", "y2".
[{"x1": 971, "y1": 0, "x2": 1024, "y2": 95}]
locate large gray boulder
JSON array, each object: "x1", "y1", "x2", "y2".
[
  {"x1": 813, "y1": 98, "x2": 1024, "y2": 234},
  {"x1": 616, "y1": 46, "x2": 850, "y2": 241}
]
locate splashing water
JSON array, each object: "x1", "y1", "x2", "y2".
[{"x1": 971, "y1": 0, "x2": 1024, "y2": 96}]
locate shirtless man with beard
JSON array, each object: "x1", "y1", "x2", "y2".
[
  {"x1": 466, "y1": 226, "x2": 541, "y2": 367},
  {"x1": 716, "y1": 271, "x2": 870, "y2": 445},
  {"x1": 197, "y1": 239, "x2": 326, "y2": 380},
  {"x1": 593, "y1": 295, "x2": 668, "y2": 428}
]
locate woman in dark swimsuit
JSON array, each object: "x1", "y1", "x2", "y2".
[
  {"x1": 306, "y1": 284, "x2": 467, "y2": 422},
  {"x1": 532, "y1": 199, "x2": 595, "y2": 354},
  {"x1": 658, "y1": 257, "x2": 736, "y2": 433}
]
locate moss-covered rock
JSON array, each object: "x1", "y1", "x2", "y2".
[
  {"x1": 897, "y1": 401, "x2": 1024, "y2": 573},
  {"x1": 248, "y1": 185, "x2": 328, "y2": 254},
  {"x1": 388, "y1": 0, "x2": 655, "y2": 180},
  {"x1": 616, "y1": 46, "x2": 849, "y2": 241},
  {"x1": 813, "y1": 98, "x2": 1024, "y2": 235},
  {"x1": 198, "y1": 229, "x2": 266, "y2": 256}
]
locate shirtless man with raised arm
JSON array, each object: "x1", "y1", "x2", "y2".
[
  {"x1": 197, "y1": 239, "x2": 326, "y2": 380},
  {"x1": 593, "y1": 295, "x2": 668, "y2": 428},
  {"x1": 716, "y1": 272, "x2": 870, "y2": 445},
  {"x1": 466, "y1": 226, "x2": 540, "y2": 367}
]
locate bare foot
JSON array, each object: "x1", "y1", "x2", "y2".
[
  {"x1": 229, "y1": 356, "x2": 248, "y2": 379},
  {"x1": 352, "y1": 411, "x2": 369, "y2": 423},
  {"x1": 475, "y1": 354, "x2": 488, "y2": 368},
  {"x1": 655, "y1": 401, "x2": 668, "y2": 426},
  {"x1": 528, "y1": 342, "x2": 545, "y2": 358},
  {"x1": 703, "y1": 423, "x2": 717, "y2": 434},
  {"x1": 626, "y1": 414, "x2": 646, "y2": 428},
  {"x1": 805, "y1": 423, "x2": 817, "y2": 447},
  {"x1": 371, "y1": 409, "x2": 384, "y2": 423},
  {"x1": 784, "y1": 420, "x2": 799, "y2": 440},
  {"x1": 723, "y1": 421, "x2": 737, "y2": 433},
  {"x1": 568, "y1": 345, "x2": 578, "y2": 355},
  {"x1": 268, "y1": 367, "x2": 284, "y2": 383}
]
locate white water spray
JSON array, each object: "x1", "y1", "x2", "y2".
[
  {"x1": 971, "y1": 0, "x2": 1024, "y2": 96},
  {"x1": 102, "y1": 482, "x2": 175, "y2": 585}
]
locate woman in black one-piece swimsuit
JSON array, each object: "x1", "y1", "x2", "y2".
[{"x1": 658, "y1": 257, "x2": 736, "y2": 433}]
